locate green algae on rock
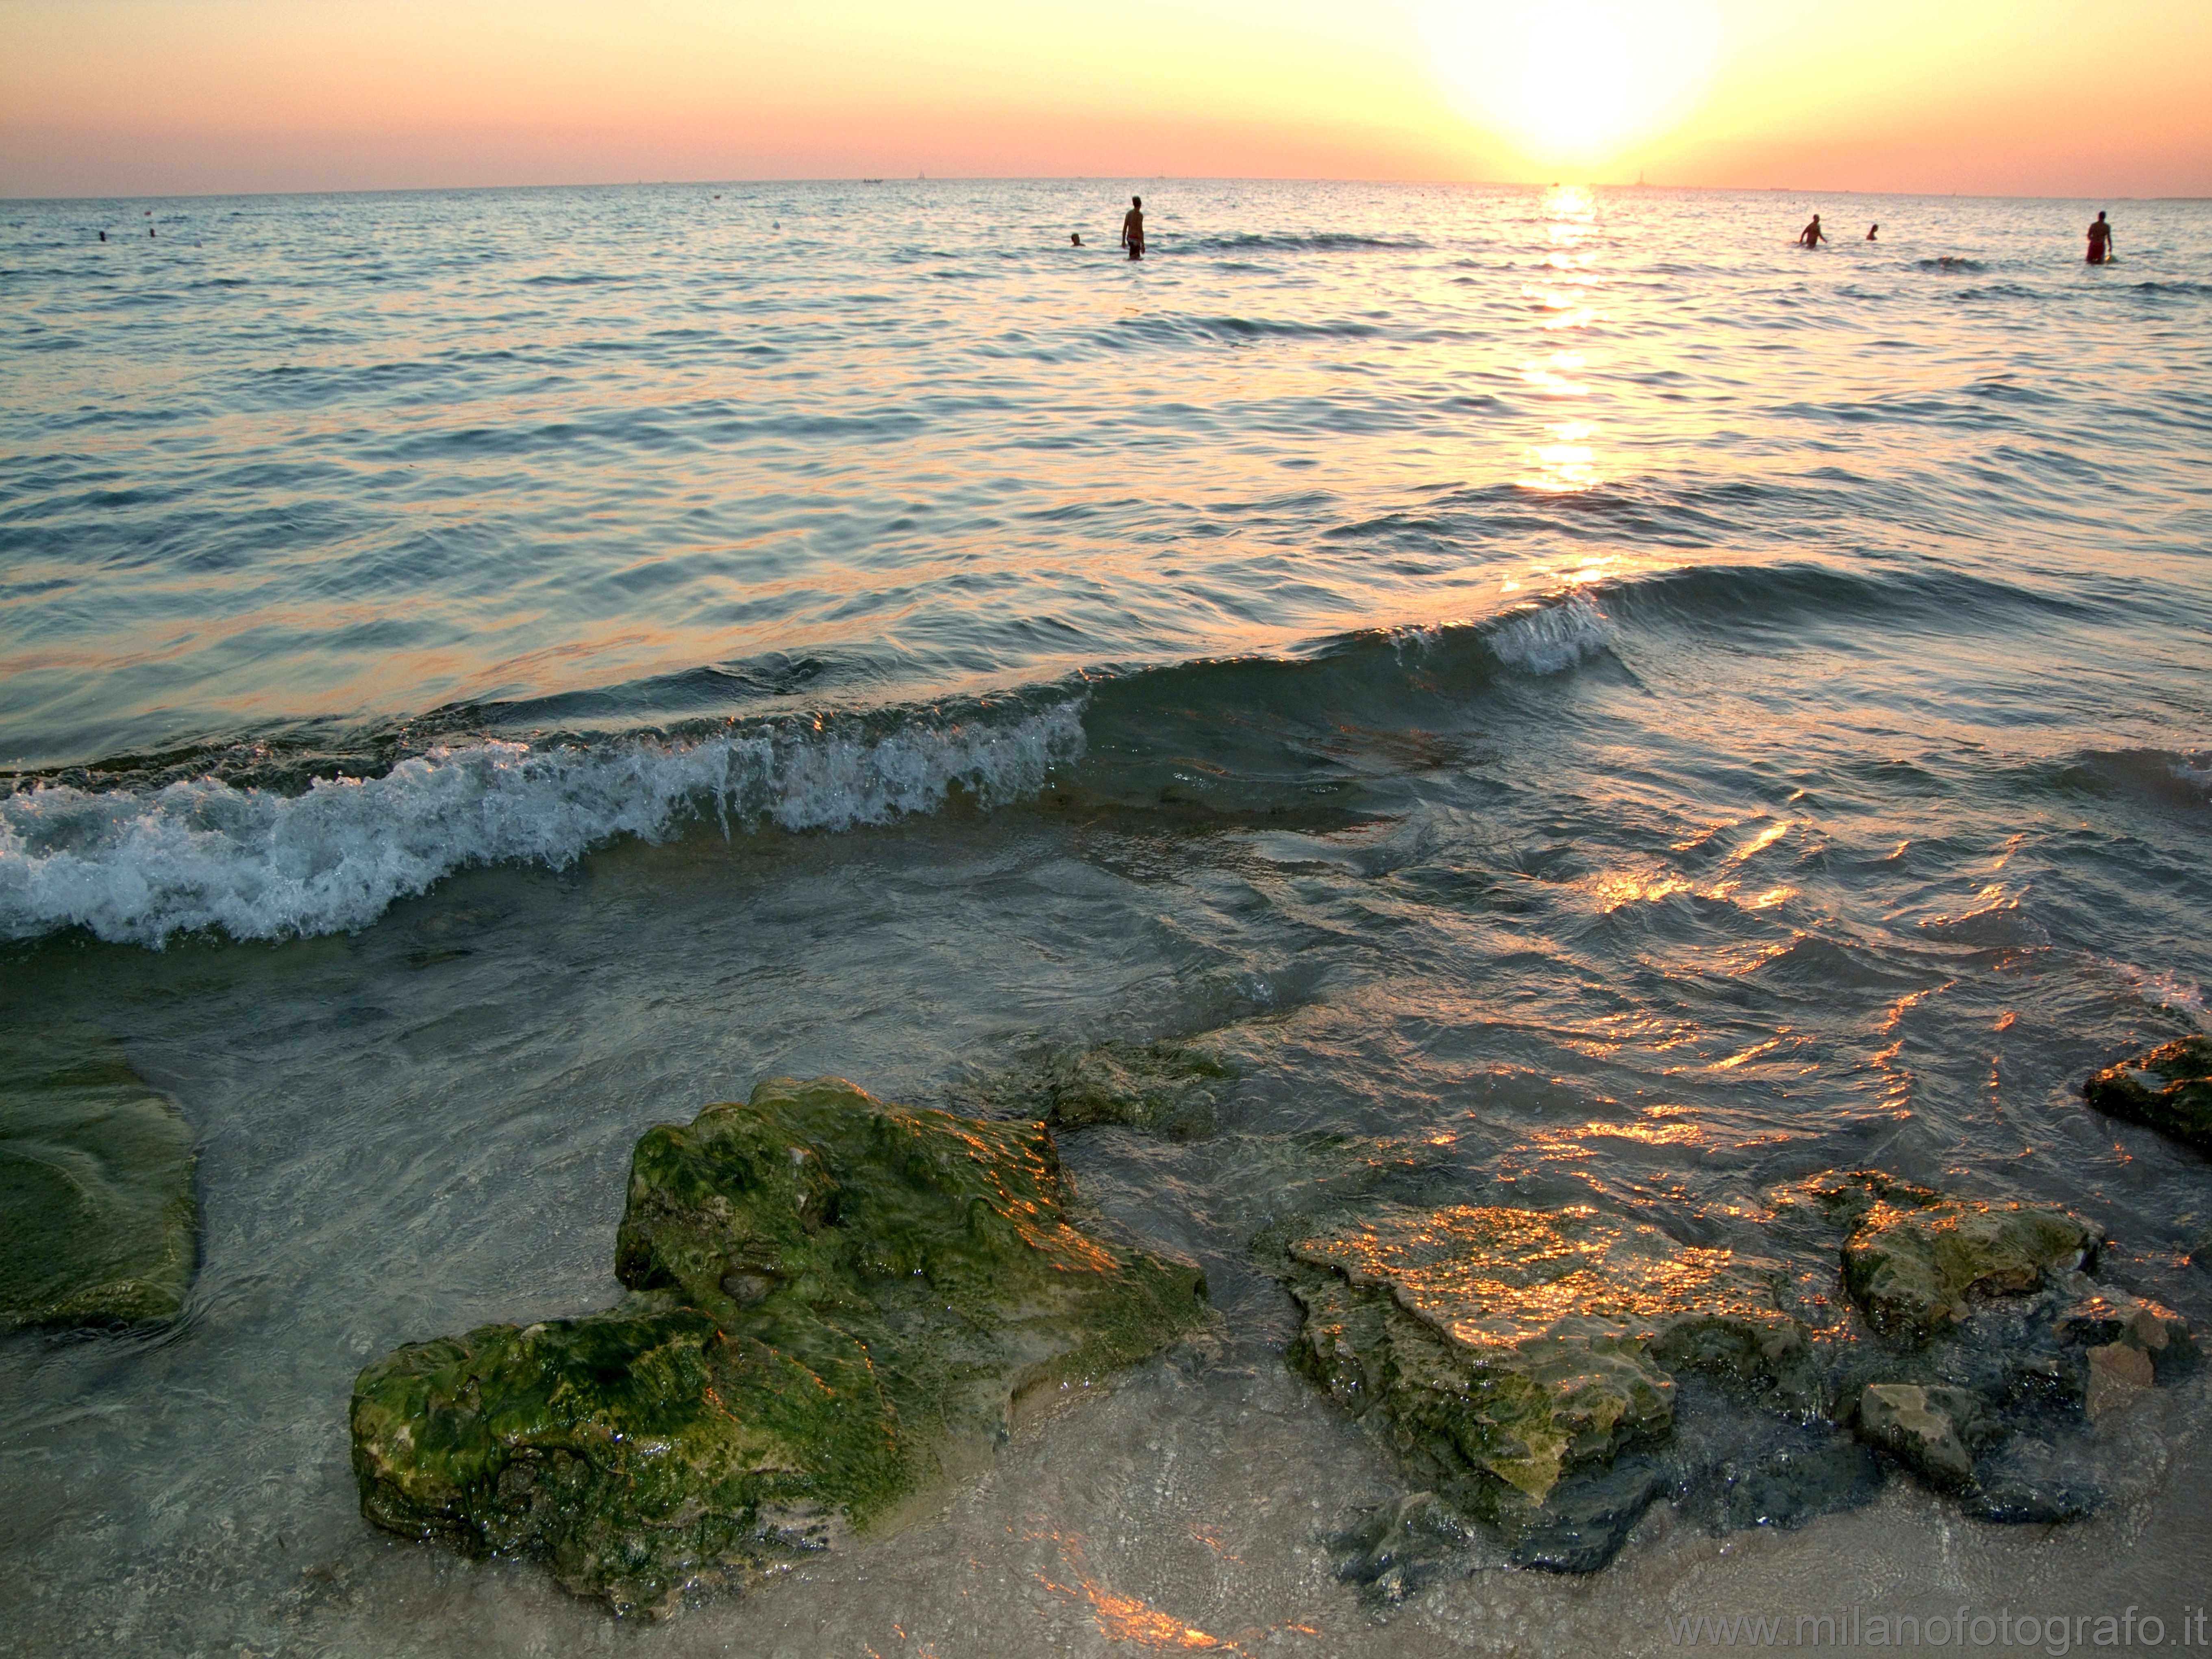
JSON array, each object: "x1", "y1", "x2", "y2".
[
  {"x1": 1276, "y1": 1203, "x2": 1812, "y2": 1541},
  {"x1": 351, "y1": 1077, "x2": 1211, "y2": 1616},
  {"x1": 0, "y1": 1030, "x2": 196, "y2": 1328},
  {"x1": 2083, "y1": 1035, "x2": 2212, "y2": 1154},
  {"x1": 1838, "y1": 1193, "x2": 2098, "y2": 1340}
]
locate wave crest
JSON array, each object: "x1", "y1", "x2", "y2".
[
  {"x1": 1486, "y1": 594, "x2": 1616, "y2": 674},
  {"x1": 0, "y1": 702, "x2": 1085, "y2": 946}
]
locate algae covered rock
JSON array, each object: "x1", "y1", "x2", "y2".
[
  {"x1": 1275, "y1": 1202, "x2": 1811, "y2": 1557},
  {"x1": 351, "y1": 1077, "x2": 1210, "y2": 1616},
  {"x1": 2084, "y1": 1036, "x2": 2212, "y2": 1154},
  {"x1": 1, "y1": 1030, "x2": 196, "y2": 1327},
  {"x1": 1838, "y1": 1192, "x2": 2097, "y2": 1339}
]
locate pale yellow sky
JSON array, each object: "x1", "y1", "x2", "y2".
[{"x1": 2, "y1": 0, "x2": 2206, "y2": 198}]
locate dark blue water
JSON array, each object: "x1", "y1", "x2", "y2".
[{"x1": 2, "y1": 181, "x2": 2208, "y2": 1656}]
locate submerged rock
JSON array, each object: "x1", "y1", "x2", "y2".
[
  {"x1": 1275, "y1": 1202, "x2": 1812, "y2": 1568},
  {"x1": 1966, "y1": 1435, "x2": 2104, "y2": 1524},
  {"x1": 1329, "y1": 1491, "x2": 1477, "y2": 1604},
  {"x1": 1507, "y1": 1457, "x2": 1662, "y2": 1574},
  {"x1": 1685, "y1": 1431, "x2": 1883, "y2": 1533},
  {"x1": 1837, "y1": 1191, "x2": 2097, "y2": 1339},
  {"x1": 351, "y1": 1078, "x2": 1210, "y2": 1616},
  {"x1": 2083, "y1": 1036, "x2": 2212, "y2": 1154},
  {"x1": 0, "y1": 1030, "x2": 196, "y2": 1327},
  {"x1": 952, "y1": 1039, "x2": 1235, "y2": 1137}
]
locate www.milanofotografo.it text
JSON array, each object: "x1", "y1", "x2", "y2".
[{"x1": 1662, "y1": 1605, "x2": 2210, "y2": 1651}]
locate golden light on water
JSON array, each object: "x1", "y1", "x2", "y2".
[
  {"x1": 1428, "y1": 0, "x2": 1723, "y2": 168},
  {"x1": 1529, "y1": 422, "x2": 1598, "y2": 490},
  {"x1": 1518, "y1": 185, "x2": 1608, "y2": 493}
]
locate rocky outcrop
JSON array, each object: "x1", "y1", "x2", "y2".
[
  {"x1": 1837, "y1": 1189, "x2": 2097, "y2": 1339},
  {"x1": 0, "y1": 1030, "x2": 196, "y2": 1327},
  {"x1": 2084, "y1": 1036, "x2": 2212, "y2": 1154},
  {"x1": 1274, "y1": 1202, "x2": 1813, "y2": 1569},
  {"x1": 1278, "y1": 1167, "x2": 2189, "y2": 1585},
  {"x1": 1806, "y1": 1174, "x2": 2191, "y2": 1525},
  {"x1": 351, "y1": 1078, "x2": 1210, "y2": 1617}
]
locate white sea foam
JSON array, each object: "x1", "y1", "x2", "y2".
[
  {"x1": 2168, "y1": 757, "x2": 2212, "y2": 796},
  {"x1": 2114, "y1": 961, "x2": 2207, "y2": 1026},
  {"x1": 1486, "y1": 594, "x2": 1616, "y2": 675},
  {"x1": 1387, "y1": 621, "x2": 1448, "y2": 660},
  {"x1": 0, "y1": 702, "x2": 1085, "y2": 947}
]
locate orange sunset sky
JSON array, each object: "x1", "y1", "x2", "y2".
[{"x1": 3, "y1": 0, "x2": 2208, "y2": 200}]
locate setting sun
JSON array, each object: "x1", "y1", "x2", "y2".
[{"x1": 1429, "y1": 0, "x2": 1723, "y2": 168}]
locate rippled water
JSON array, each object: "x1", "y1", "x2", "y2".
[{"x1": 2, "y1": 181, "x2": 2209, "y2": 1656}]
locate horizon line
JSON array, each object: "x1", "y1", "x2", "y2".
[{"x1": 4, "y1": 174, "x2": 2195, "y2": 207}]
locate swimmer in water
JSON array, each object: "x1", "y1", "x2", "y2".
[
  {"x1": 1866, "y1": 224, "x2": 1879, "y2": 241},
  {"x1": 1121, "y1": 196, "x2": 1144, "y2": 261},
  {"x1": 2086, "y1": 211, "x2": 2114, "y2": 264},
  {"x1": 1070, "y1": 233, "x2": 1082, "y2": 246},
  {"x1": 1799, "y1": 214, "x2": 1826, "y2": 248}
]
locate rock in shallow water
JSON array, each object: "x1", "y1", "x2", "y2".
[
  {"x1": 1273, "y1": 1202, "x2": 1812, "y2": 1568},
  {"x1": 1273, "y1": 1168, "x2": 2183, "y2": 1586},
  {"x1": 1838, "y1": 1191, "x2": 2097, "y2": 1340},
  {"x1": 1966, "y1": 1435, "x2": 2104, "y2": 1524},
  {"x1": 350, "y1": 1077, "x2": 1211, "y2": 1617},
  {"x1": 1685, "y1": 1431, "x2": 1884, "y2": 1533},
  {"x1": 950, "y1": 1038, "x2": 1235, "y2": 1138},
  {"x1": 0, "y1": 1030, "x2": 197, "y2": 1328},
  {"x1": 2083, "y1": 1035, "x2": 2212, "y2": 1154},
  {"x1": 1853, "y1": 1382, "x2": 1989, "y2": 1487},
  {"x1": 1330, "y1": 1491, "x2": 1477, "y2": 1603}
]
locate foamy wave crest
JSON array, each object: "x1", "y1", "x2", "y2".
[
  {"x1": 2114, "y1": 961, "x2": 2206, "y2": 1028},
  {"x1": 0, "y1": 702, "x2": 1085, "y2": 946},
  {"x1": 1486, "y1": 595, "x2": 1616, "y2": 675}
]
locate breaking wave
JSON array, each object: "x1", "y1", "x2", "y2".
[
  {"x1": 1486, "y1": 594, "x2": 1617, "y2": 675},
  {"x1": 0, "y1": 702, "x2": 1085, "y2": 947}
]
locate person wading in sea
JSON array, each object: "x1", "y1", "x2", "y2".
[
  {"x1": 2086, "y1": 211, "x2": 2114, "y2": 264},
  {"x1": 1799, "y1": 214, "x2": 1826, "y2": 248},
  {"x1": 1866, "y1": 224, "x2": 1879, "y2": 241},
  {"x1": 1121, "y1": 196, "x2": 1145, "y2": 261}
]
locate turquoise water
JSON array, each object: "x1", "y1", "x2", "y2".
[{"x1": 2, "y1": 181, "x2": 2208, "y2": 1655}]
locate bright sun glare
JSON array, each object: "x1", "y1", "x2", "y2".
[{"x1": 1429, "y1": 0, "x2": 1723, "y2": 169}]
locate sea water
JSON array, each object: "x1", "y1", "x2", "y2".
[{"x1": 2, "y1": 180, "x2": 2208, "y2": 1656}]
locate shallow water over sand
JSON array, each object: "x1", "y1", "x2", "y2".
[{"x1": 2, "y1": 181, "x2": 2208, "y2": 1655}]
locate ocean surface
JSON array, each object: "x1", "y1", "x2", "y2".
[{"x1": 2, "y1": 179, "x2": 2209, "y2": 1656}]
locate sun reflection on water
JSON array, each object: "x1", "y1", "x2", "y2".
[{"x1": 1517, "y1": 187, "x2": 1610, "y2": 493}]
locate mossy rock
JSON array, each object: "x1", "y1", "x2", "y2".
[
  {"x1": 953, "y1": 1039, "x2": 1235, "y2": 1137},
  {"x1": 1274, "y1": 1204, "x2": 1812, "y2": 1539},
  {"x1": 2084, "y1": 1036, "x2": 2212, "y2": 1154},
  {"x1": 351, "y1": 1078, "x2": 1211, "y2": 1616},
  {"x1": 1839, "y1": 1196, "x2": 2097, "y2": 1340},
  {"x1": 0, "y1": 1030, "x2": 196, "y2": 1327}
]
